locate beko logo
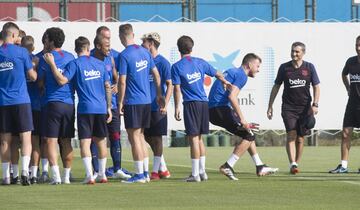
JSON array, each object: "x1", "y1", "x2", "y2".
[
  {"x1": 0, "y1": 61, "x2": 14, "y2": 71},
  {"x1": 187, "y1": 72, "x2": 201, "y2": 84},
  {"x1": 84, "y1": 70, "x2": 101, "y2": 80},
  {"x1": 289, "y1": 79, "x2": 306, "y2": 88},
  {"x1": 136, "y1": 60, "x2": 148, "y2": 72}
]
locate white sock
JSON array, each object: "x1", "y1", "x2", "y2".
[
  {"x1": 50, "y1": 165, "x2": 61, "y2": 182},
  {"x1": 21, "y1": 156, "x2": 31, "y2": 175},
  {"x1": 251, "y1": 154, "x2": 264, "y2": 166},
  {"x1": 290, "y1": 162, "x2": 298, "y2": 168},
  {"x1": 98, "y1": 158, "x2": 107, "y2": 177},
  {"x1": 226, "y1": 153, "x2": 239, "y2": 168},
  {"x1": 143, "y1": 157, "x2": 149, "y2": 172},
  {"x1": 82, "y1": 157, "x2": 93, "y2": 178},
  {"x1": 341, "y1": 160, "x2": 348, "y2": 168},
  {"x1": 160, "y1": 155, "x2": 168, "y2": 171},
  {"x1": 31, "y1": 166, "x2": 38, "y2": 178},
  {"x1": 134, "y1": 160, "x2": 144, "y2": 175},
  {"x1": 12, "y1": 164, "x2": 19, "y2": 178},
  {"x1": 191, "y1": 159, "x2": 199, "y2": 177},
  {"x1": 153, "y1": 156, "x2": 161, "y2": 173},
  {"x1": 2, "y1": 162, "x2": 10, "y2": 178},
  {"x1": 199, "y1": 156, "x2": 206, "y2": 174},
  {"x1": 63, "y1": 168, "x2": 71, "y2": 180},
  {"x1": 41, "y1": 158, "x2": 49, "y2": 172}
]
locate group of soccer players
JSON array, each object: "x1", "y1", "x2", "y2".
[{"x1": 0, "y1": 21, "x2": 359, "y2": 186}]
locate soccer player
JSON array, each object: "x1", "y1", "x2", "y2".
[
  {"x1": 45, "y1": 36, "x2": 112, "y2": 184},
  {"x1": 329, "y1": 36, "x2": 360, "y2": 174},
  {"x1": 0, "y1": 22, "x2": 37, "y2": 185},
  {"x1": 118, "y1": 24, "x2": 164, "y2": 183},
  {"x1": 141, "y1": 32, "x2": 172, "y2": 180},
  {"x1": 39, "y1": 27, "x2": 75, "y2": 184},
  {"x1": 172, "y1": 35, "x2": 230, "y2": 182},
  {"x1": 21, "y1": 35, "x2": 41, "y2": 184},
  {"x1": 90, "y1": 26, "x2": 130, "y2": 179},
  {"x1": 267, "y1": 42, "x2": 320, "y2": 174},
  {"x1": 208, "y1": 53, "x2": 278, "y2": 180},
  {"x1": 36, "y1": 31, "x2": 50, "y2": 183}
]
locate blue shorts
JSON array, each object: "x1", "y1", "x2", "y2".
[
  {"x1": 124, "y1": 104, "x2": 151, "y2": 129},
  {"x1": 144, "y1": 111, "x2": 167, "y2": 136},
  {"x1": 77, "y1": 114, "x2": 108, "y2": 139},
  {"x1": 42, "y1": 102, "x2": 75, "y2": 138},
  {"x1": 107, "y1": 109, "x2": 121, "y2": 134},
  {"x1": 183, "y1": 101, "x2": 209, "y2": 136},
  {"x1": 0, "y1": 103, "x2": 33, "y2": 133},
  {"x1": 32, "y1": 110, "x2": 41, "y2": 136},
  {"x1": 209, "y1": 106, "x2": 255, "y2": 141}
]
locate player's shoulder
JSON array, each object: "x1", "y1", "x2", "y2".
[{"x1": 345, "y1": 56, "x2": 358, "y2": 64}]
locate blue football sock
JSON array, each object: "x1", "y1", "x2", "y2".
[
  {"x1": 110, "y1": 136, "x2": 121, "y2": 171},
  {"x1": 90, "y1": 141, "x2": 99, "y2": 173}
]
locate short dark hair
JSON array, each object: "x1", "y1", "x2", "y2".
[
  {"x1": 242, "y1": 53, "x2": 262, "y2": 65},
  {"x1": 292, "y1": 41, "x2": 306, "y2": 53},
  {"x1": 177, "y1": 35, "x2": 194, "y2": 55},
  {"x1": 41, "y1": 31, "x2": 47, "y2": 44},
  {"x1": 96, "y1": 26, "x2": 110, "y2": 35},
  {"x1": 93, "y1": 35, "x2": 107, "y2": 49},
  {"x1": 356, "y1": 35, "x2": 360, "y2": 43},
  {"x1": 119, "y1": 24, "x2": 133, "y2": 37},
  {"x1": 19, "y1": 29, "x2": 26, "y2": 39},
  {"x1": 45, "y1": 27, "x2": 65, "y2": 48},
  {"x1": 145, "y1": 38, "x2": 160, "y2": 49},
  {"x1": 75, "y1": 36, "x2": 90, "y2": 54},
  {"x1": 21, "y1": 35, "x2": 34, "y2": 52},
  {"x1": 2, "y1": 22, "x2": 19, "y2": 39}
]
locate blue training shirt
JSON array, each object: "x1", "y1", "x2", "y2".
[
  {"x1": 171, "y1": 56, "x2": 217, "y2": 102},
  {"x1": 208, "y1": 67, "x2": 248, "y2": 108},
  {"x1": 90, "y1": 49, "x2": 118, "y2": 109},
  {"x1": 64, "y1": 55, "x2": 109, "y2": 114},
  {"x1": 27, "y1": 53, "x2": 41, "y2": 110},
  {"x1": 118, "y1": 44, "x2": 155, "y2": 105},
  {"x1": 150, "y1": 54, "x2": 171, "y2": 111},
  {"x1": 0, "y1": 43, "x2": 32, "y2": 106},
  {"x1": 38, "y1": 50, "x2": 75, "y2": 105}
]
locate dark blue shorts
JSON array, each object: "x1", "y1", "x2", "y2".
[
  {"x1": 144, "y1": 111, "x2": 167, "y2": 136},
  {"x1": 183, "y1": 101, "x2": 209, "y2": 136},
  {"x1": 32, "y1": 110, "x2": 41, "y2": 136},
  {"x1": 0, "y1": 103, "x2": 33, "y2": 133},
  {"x1": 124, "y1": 104, "x2": 151, "y2": 129},
  {"x1": 209, "y1": 106, "x2": 255, "y2": 141},
  {"x1": 107, "y1": 109, "x2": 121, "y2": 134},
  {"x1": 42, "y1": 102, "x2": 75, "y2": 138},
  {"x1": 77, "y1": 114, "x2": 108, "y2": 139},
  {"x1": 281, "y1": 105, "x2": 311, "y2": 137}
]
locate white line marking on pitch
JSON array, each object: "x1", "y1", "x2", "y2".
[{"x1": 342, "y1": 181, "x2": 360, "y2": 186}]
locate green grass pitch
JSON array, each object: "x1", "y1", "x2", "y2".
[{"x1": 0, "y1": 146, "x2": 360, "y2": 210}]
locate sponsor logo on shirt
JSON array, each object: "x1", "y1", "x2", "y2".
[
  {"x1": 136, "y1": 60, "x2": 148, "y2": 72},
  {"x1": 289, "y1": 78, "x2": 306, "y2": 88},
  {"x1": 187, "y1": 72, "x2": 201, "y2": 84},
  {"x1": 349, "y1": 74, "x2": 360, "y2": 83},
  {"x1": 84, "y1": 69, "x2": 101, "y2": 81},
  {"x1": 0, "y1": 61, "x2": 14, "y2": 72}
]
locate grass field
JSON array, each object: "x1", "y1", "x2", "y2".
[{"x1": 1, "y1": 146, "x2": 360, "y2": 210}]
